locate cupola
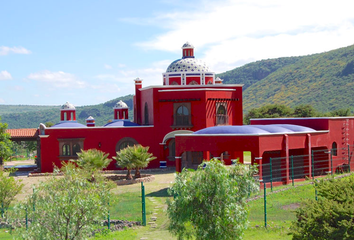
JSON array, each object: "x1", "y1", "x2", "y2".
[
  {"x1": 114, "y1": 100, "x2": 129, "y2": 120},
  {"x1": 60, "y1": 101, "x2": 76, "y2": 121}
]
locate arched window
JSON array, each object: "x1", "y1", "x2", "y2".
[
  {"x1": 116, "y1": 137, "x2": 138, "y2": 152},
  {"x1": 168, "y1": 139, "x2": 176, "y2": 161},
  {"x1": 176, "y1": 105, "x2": 189, "y2": 126},
  {"x1": 216, "y1": 103, "x2": 228, "y2": 125},
  {"x1": 144, "y1": 102, "x2": 149, "y2": 125},
  {"x1": 62, "y1": 144, "x2": 71, "y2": 156},
  {"x1": 332, "y1": 142, "x2": 337, "y2": 156},
  {"x1": 189, "y1": 80, "x2": 198, "y2": 85},
  {"x1": 171, "y1": 81, "x2": 179, "y2": 85},
  {"x1": 72, "y1": 144, "x2": 81, "y2": 156}
]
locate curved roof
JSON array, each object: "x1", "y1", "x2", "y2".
[
  {"x1": 104, "y1": 120, "x2": 140, "y2": 127},
  {"x1": 61, "y1": 101, "x2": 75, "y2": 110},
  {"x1": 52, "y1": 121, "x2": 86, "y2": 128},
  {"x1": 114, "y1": 100, "x2": 128, "y2": 109},
  {"x1": 166, "y1": 58, "x2": 210, "y2": 73},
  {"x1": 182, "y1": 42, "x2": 194, "y2": 49},
  {"x1": 194, "y1": 124, "x2": 316, "y2": 135}
]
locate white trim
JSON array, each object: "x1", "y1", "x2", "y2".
[
  {"x1": 39, "y1": 135, "x2": 50, "y2": 138},
  {"x1": 140, "y1": 84, "x2": 243, "y2": 91},
  {"x1": 162, "y1": 130, "x2": 193, "y2": 143},
  {"x1": 174, "y1": 130, "x2": 329, "y2": 137},
  {"x1": 159, "y1": 88, "x2": 236, "y2": 93}
]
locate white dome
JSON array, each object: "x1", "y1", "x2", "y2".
[
  {"x1": 182, "y1": 42, "x2": 194, "y2": 49},
  {"x1": 114, "y1": 100, "x2": 128, "y2": 109},
  {"x1": 166, "y1": 58, "x2": 210, "y2": 73},
  {"x1": 61, "y1": 101, "x2": 75, "y2": 110}
]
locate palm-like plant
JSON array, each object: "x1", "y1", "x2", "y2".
[
  {"x1": 113, "y1": 147, "x2": 135, "y2": 180},
  {"x1": 74, "y1": 149, "x2": 112, "y2": 181},
  {"x1": 131, "y1": 145, "x2": 156, "y2": 178},
  {"x1": 113, "y1": 145, "x2": 156, "y2": 179}
]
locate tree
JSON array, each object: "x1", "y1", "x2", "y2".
[
  {"x1": 167, "y1": 159, "x2": 259, "y2": 240},
  {"x1": 293, "y1": 104, "x2": 317, "y2": 117},
  {"x1": 0, "y1": 169, "x2": 24, "y2": 218},
  {"x1": 0, "y1": 117, "x2": 13, "y2": 169},
  {"x1": 113, "y1": 145, "x2": 156, "y2": 179},
  {"x1": 290, "y1": 175, "x2": 354, "y2": 239},
  {"x1": 130, "y1": 145, "x2": 156, "y2": 178},
  {"x1": 244, "y1": 104, "x2": 293, "y2": 124},
  {"x1": 74, "y1": 149, "x2": 112, "y2": 181},
  {"x1": 113, "y1": 146, "x2": 135, "y2": 180},
  {"x1": 13, "y1": 162, "x2": 114, "y2": 240}
]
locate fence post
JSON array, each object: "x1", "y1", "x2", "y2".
[
  {"x1": 107, "y1": 200, "x2": 110, "y2": 230},
  {"x1": 263, "y1": 181, "x2": 267, "y2": 228},
  {"x1": 141, "y1": 182, "x2": 146, "y2": 226},
  {"x1": 348, "y1": 144, "x2": 351, "y2": 173},
  {"x1": 291, "y1": 155, "x2": 294, "y2": 186},
  {"x1": 311, "y1": 151, "x2": 315, "y2": 181},
  {"x1": 270, "y1": 157, "x2": 273, "y2": 192},
  {"x1": 314, "y1": 180, "x2": 318, "y2": 201},
  {"x1": 25, "y1": 207, "x2": 28, "y2": 230},
  {"x1": 330, "y1": 150, "x2": 333, "y2": 175}
]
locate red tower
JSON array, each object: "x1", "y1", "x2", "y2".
[{"x1": 60, "y1": 102, "x2": 76, "y2": 121}]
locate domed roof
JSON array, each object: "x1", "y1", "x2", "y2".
[
  {"x1": 194, "y1": 124, "x2": 316, "y2": 135},
  {"x1": 166, "y1": 58, "x2": 210, "y2": 73},
  {"x1": 104, "y1": 119, "x2": 140, "y2": 127},
  {"x1": 61, "y1": 101, "x2": 75, "y2": 110},
  {"x1": 182, "y1": 42, "x2": 194, "y2": 49},
  {"x1": 52, "y1": 121, "x2": 86, "y2": 128},
  {"x1": 114, "y1": 100, "x2": 128, "y2": 109}
]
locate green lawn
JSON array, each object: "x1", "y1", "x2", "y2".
[{"x1": 1, "y1": 170, "x2": 338, "y2": 240}]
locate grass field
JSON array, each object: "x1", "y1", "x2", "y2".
[{"x1": 0, "y1": 169, "x2": 330, "y2": 239}]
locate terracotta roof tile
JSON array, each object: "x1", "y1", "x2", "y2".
[{"x1": 6, "y1": 128, "x2": 38, "y2": 138}]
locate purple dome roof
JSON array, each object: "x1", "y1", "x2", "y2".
[
  {"x1": 104, "y1": 120, "x2": 140, "y2": 127},
  {"x1": 194, "y1": 124, "x2": 316, "y2": 135},
  {"x1": 52, "y1": 121, "x2": 87, "y2": 128}
]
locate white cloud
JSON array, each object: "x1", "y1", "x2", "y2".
[
  {"x1": 104, "y1": 64, "x2": 112, "y2": 69},
  {"x1": 0, "y1": 70, "x2": 12, "y2": 80},
  {"x1": 27, "y1": 70, "x2": 85, "y2": 88},
  {"x1": 135, "y1": 0, "x2": 354, "y2": 72},
  {"x1": 0, "y1": 98, "x2": 5, "y2": 103},
  {"x1": 0, "y1": 46, "x2": 31, "y2": 56}
]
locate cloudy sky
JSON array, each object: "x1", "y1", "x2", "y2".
[{"x1": 1, "y1": 0, "x2": 354, "y2": 106}]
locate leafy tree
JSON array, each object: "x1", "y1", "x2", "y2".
[
  {"x1": 113, "y1": 145, "x2": 156, "y2": 179},
  {"x1": 290, "y1": 175, "x2": 354, "y2": 239},
  {"x1": 113, "y1": 146, "x2": 135, "y2": 180},
  {"x1": 330, "y1": 108, "x2": 351, "y2": 117},
  {"x1": 130, "y1": 145, "x2": 156, "y2": 178},
  {"x1": 74, "y1": 149, "x2": 112, "y2": 181},
  {"x1": 244, "y1": 104, "x2": 293, "y2": 124},
  {"x1": 293, "y1": 104, "x2": 317, "y2": 117},
  {"x1": 167, "y1": 159, "x2": 259, "y2": 240},
  {"x1": 45, "y1": 121, "x2": 54, "y2": 127},
  {"x1": 0, "y1": 117, "x2": 13, "y2": 169},
  {"x1": 0, "y1": 169, "x2": 24, "y2": 218},
  {"x1": 13, "y1": 162, "x2": 114, "y2": 240}
]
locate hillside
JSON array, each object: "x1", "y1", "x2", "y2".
[
  {"x1": 237, "y1": 45, "x2": 354, "y2": 112},
  {"x1": 1, "y1": 95, "x2": 134, "y2": 129},
  {"x1": 2, "y1": 44, "x2": 354, "y2": 128}
]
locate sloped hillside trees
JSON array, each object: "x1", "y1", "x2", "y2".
[
  {"x1": 0, "y1": 117, "x2": 12, "y2": 169},
  {"x1": 290, "y1": 175, "x2": 354, "y2": 239},
  {"x1": 167, "y1": 159, "x2": 259, "y2": 240}
]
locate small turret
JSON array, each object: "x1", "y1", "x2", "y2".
[
  {"x1": 60, "y1": 102, "x2": 76, "y2": 121},
  {"x1": 114, "y1": 100, "x2": 129, "y2": 120}
]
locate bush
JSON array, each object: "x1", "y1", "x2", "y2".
[
  {"x1": 167, "y1": 159, "x2": 259, "y2": 240},
  {"x1": 290, "y1": 175, "x2": 354, "y2": 239}
]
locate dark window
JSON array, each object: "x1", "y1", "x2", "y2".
[
  {"x1": 62, "y1": 144, "x2": 71, "y2": 156},
  {"x1": 58, "y1": 138, "x2": 84, "y2": 160},
  {"x1": 72, "y1": 144, "x2": 81, "y2": 156},
  {"x1": 332, "y1": 142, "x2": 337, "y2": 156},
  {"x1": 116, "y1": 137, "x2": 138, "y2": 152},
  {"x1": 168, "y1": 139, "x2": 175, "y2": 161},
  {"x1": 216, "y1": 103, "x2": 228, "y2": 125},
  {"x1": 176, "y1": 106, "x2": 189, "y2": 125}
]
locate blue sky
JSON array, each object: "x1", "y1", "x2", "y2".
[{"x1": 1, "y1": 0, "x2": 354, "y2": 106}]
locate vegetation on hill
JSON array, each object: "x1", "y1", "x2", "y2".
[
  {"x1": 217, "y1": 56, "x2": 302, "y2": 91},
  {"x1": 1, "y1": 95, "x2": 134, "y2": 129},
  {"x1": 241, "y1": 44, "x2": 354, "y2": 113}
]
